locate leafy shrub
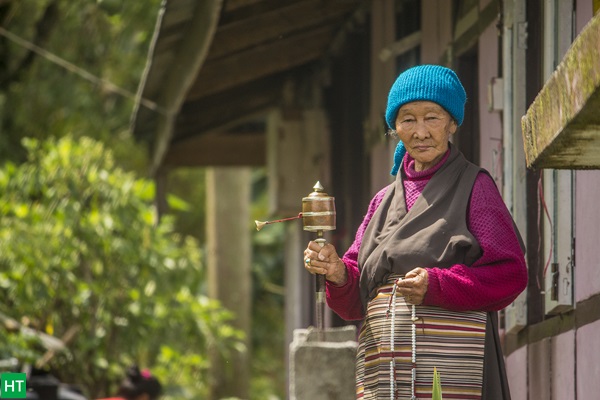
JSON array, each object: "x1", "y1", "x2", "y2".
[{"x1": 0, "y1": 136, "x2": 243, "y2": 399}]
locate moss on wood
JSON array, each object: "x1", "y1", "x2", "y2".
[{"x1": 522, "y1": 13, "x2": 600, "y2": 169}]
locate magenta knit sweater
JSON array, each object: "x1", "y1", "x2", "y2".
[{"x1": 326, "y1": 151, "x2": 528, "y2": 321}]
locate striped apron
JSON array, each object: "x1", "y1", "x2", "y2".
[{"x1": 356, "y1": 274, "x2": 487, "y2": 399}]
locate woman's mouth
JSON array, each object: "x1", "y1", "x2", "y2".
[{"x1": 413, "y1": 145, "x2": 430, "y2": 151}]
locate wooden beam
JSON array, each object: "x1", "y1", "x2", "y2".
[
  {"x1": 379, "y1": 31, "x2": 422, "y2": 62},
  {"x1": 175, "y1": 74, "x2": 285, "y2": 140},
  {"x1": 186, "y1": 26, "x2": 333, "y2": 100},
  {"x1": 219, "y1": 0, "x2": 302, "y2": 25},
  {"x1": 208, "y1": 0, "x2": 359, "y2": 60},
  {"x1": 504, "y1": 291, "x2": 600, "y2": 356},
  {"x1": 163, "y1": 132, "x2": 266, "y2": 167},
  {"x1": 223, "y1": 0, "x2": 266, "y2": 13},
  {"x1": 452, "y1": 0, "x2": 499, "y2": 57},
  {"x1": 521, "y1": 12, "x2": 600, "y2": 169}
]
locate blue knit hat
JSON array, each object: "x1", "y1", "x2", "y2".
[{"x1": 386, "y1": 65, "x2": 466, "y2": 175}]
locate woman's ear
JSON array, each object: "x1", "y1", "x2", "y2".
[{"x1": 449, "y1": 119, "x2": 458, "y2": 135}]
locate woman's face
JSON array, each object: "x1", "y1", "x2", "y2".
[{"x1": 394, "y1": 101, "x2": 457, "y2": 172}]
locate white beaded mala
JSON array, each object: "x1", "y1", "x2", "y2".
[
  {"x1": 410, "y1": 304, "x2": 417, "y2": 400},
  {"x1": 389, "y1": 284, "x2": 396, "y2": 399},
  {"x1": 387, "y1": 277, "x2": 418, "y2": 400}
]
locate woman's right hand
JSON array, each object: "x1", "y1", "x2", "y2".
[{"x1": 303, "y1": 241, "x2": 348, "y2": 286}]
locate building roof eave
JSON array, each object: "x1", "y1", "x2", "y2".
[{"x1": 131, "y1": 0, "x2": 224, "y2": 175}]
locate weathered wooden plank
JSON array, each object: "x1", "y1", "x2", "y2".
[
  {"x1": 163, "y1": 132, "x2": 266, "y2": 166},
  {"x1": 174, "y1": 74, "x2": 284, "y2": 140},
  {"x1": 209, "y1": 0, "x2": 359, "y2": 60},
  {"x1": 220, "y1": 0, "x2": 302, "y2": 25},
  {"x1": 504, "y1": 291, "x2": 600, "y2": 356},
  {"x1": 186, "y1": 26, "x2": 333, "y2": 99},
  {"x1": 223, "y1": 0, "x2": 264, "y2": 12},
  {"x1": 521, "y1": 12, "x2": 600, "y2": 169}
]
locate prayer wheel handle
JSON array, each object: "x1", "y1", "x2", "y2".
[
  {"x1": 302, "y1": 182, "x2": 336, "y2": 333},
  {"x1": 253, "y1": 181, "x2": 336, "y2": 335}
]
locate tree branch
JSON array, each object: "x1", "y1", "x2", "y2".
[{"x1": 0, "y1": 0, "x2": 59, "y2": 89}]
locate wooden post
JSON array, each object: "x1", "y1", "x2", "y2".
[{"x1": 206, "y1": 167, "x2": 251, "y2": 399}]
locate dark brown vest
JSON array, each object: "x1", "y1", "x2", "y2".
[{"x1": 358, "y1": 144, "x2": 482, "y2": 307}]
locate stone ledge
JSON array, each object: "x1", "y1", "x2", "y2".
[
  {"x1": 521, "y1": 12, "x2": 600, "y2": 169},
  {"x1": 289, "y1": 326, "x2": 358, "y2": 400}
]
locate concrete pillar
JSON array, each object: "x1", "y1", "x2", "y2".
[
  {"x1": 289, "y1": 326, "x2": 358, "y2": 400},
  {"x1": 206, "y1": 167, "x2": 251, "y2": 399}
]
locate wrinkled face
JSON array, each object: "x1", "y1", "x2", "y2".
[{"x1": 395, "y1": 101, "x2": 457, "y2": 172}]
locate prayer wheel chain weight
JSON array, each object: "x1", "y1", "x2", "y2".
[{"x1": 301, "y1": 181, "x2": 336, "y2": 234}]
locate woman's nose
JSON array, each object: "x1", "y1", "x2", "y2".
[{"x1": 413, "y1": 119, "x2": 430, "y2": 139}]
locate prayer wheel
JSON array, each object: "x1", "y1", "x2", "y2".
[
  {"x1": 302, "y1": 181, "x2": 335, "y2": 335},
  {"x1": 254, "y1": 181, "x2": 336, "y2": 335},
  {"x1": 301, "y1": 181, "x2": 336, "y2": 233}
]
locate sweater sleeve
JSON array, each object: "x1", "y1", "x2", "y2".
[
  {"x1": 325, "y1": 186, "x2": 389, "y2": 320},
  {"x1": 422, "y1": 172, "x2": 528, "y2": 312}
]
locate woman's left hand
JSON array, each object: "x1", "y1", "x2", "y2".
[{"x1": 395, "y1": 267, "x2": 429, "y2": 305}]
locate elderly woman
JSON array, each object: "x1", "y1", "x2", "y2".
[{"x1": 304, "y1": 65, "x2": 527, "y2": 399}]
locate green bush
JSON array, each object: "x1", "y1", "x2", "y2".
[{"x1": 0, "y1": 136, "x2": 243, "y2": 399}]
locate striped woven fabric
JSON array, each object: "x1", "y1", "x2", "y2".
[{"x1": 356, "y1": 274, "x2": 486, "y2": 399}]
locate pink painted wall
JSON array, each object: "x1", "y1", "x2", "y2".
[
  {"x1": 577, "y1": 319, "x2": 600, "y2": 398},
  {"x1": 576, "y1": 0, "x2": 594, "y2": 34},
  {"x1": 551, "y1": 330, "x2": 576, "y2": 400},
  {"x1": 575, "y1": 170, "x2": 600, "y2": 302},
  {"x1": 505, "y1": 347, "x2": 527, "y2": 400},
  {"x1": 528, "y1": 339, "x2": 551, "y2": 400},
  {"x1": 572, "y1": 0, "x2": 599, "y2": 297},
  {"x1": 574, "y1": 2, "x2": 600, "y2": 304},
  {"x1": 477, "y1": 21, "x2": 503, "y2": 187},
  {"x1": 511, "y1": 330, "x2": 578, "y2": 400}
]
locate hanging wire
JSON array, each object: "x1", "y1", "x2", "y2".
[
  {"x1": 0, "y1": 26, "x2": 168, "y2": 116},
  {"x1": 537, "y1": 173, "x2": 554, "y2": 292}
]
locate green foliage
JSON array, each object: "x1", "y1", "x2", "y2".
[
  {"x1": 432, "y1": 367, "x2": 443, "y2": 400},
  {"x1": 0, "y1": 1, "x2": 286, "y2": 398},
  {"x1": 0, "y1": 136, "x2": 244, "y2": 399},
  {"x1": 0, "y1": 326, "x2": 44, "y2": 364},
  {"x1": 249, "y1": 170, "x2": 286, "y2": 399},
  {"x1": 164, "y1": 168, "x2": 207, "y2": 243},
  {"x1": 160, "y1": 167, "x2": 287, "y2": 399},
  {"x1": 0, "y1": 0, "x2": 158, "y2": 172}
]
